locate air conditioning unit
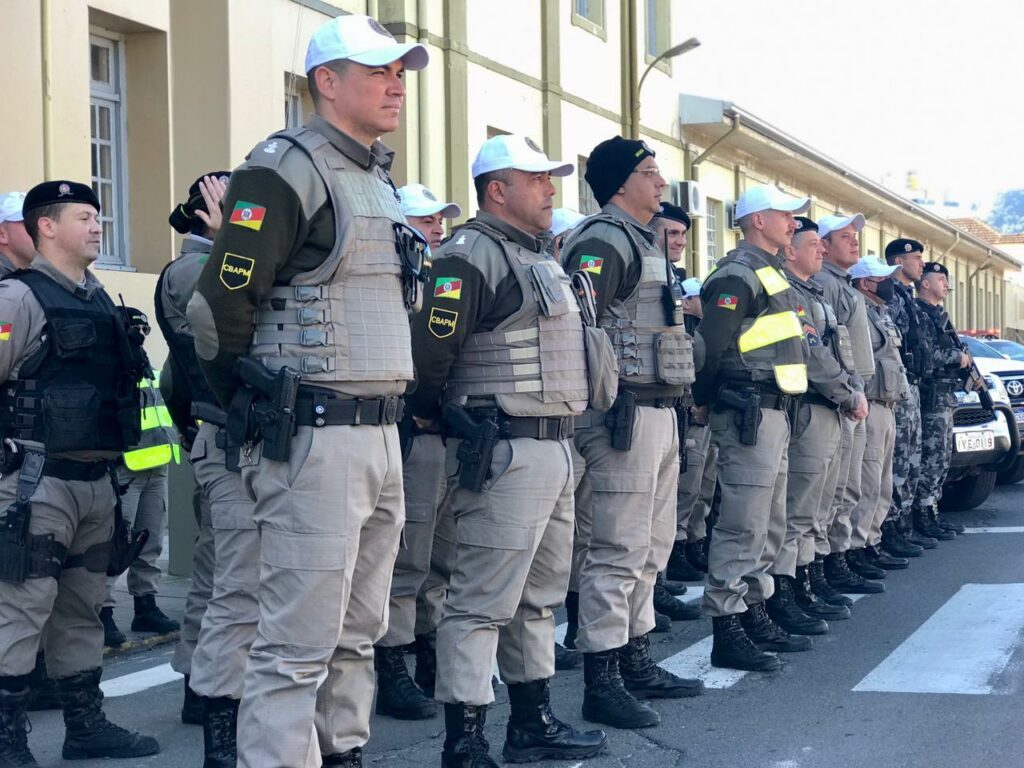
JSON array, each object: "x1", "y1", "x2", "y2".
[
  {"x1": 672, "y1": 180, "x2": 705, "y2": 217},
  {"x1": 726, "y1": 201, "x2": 742, "y2": 230}
]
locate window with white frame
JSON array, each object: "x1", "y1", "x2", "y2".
[
  {"x1": 705, "y1": 197, "x2": 722, "y2": 273},
  {"x1": 572, "y1": 0, "x2": 605, "y2": 37},
  {"x1": 285, "y1": 73, "x2": 307, "y2": 129},
  {"x1": 89, "y1": 35, "x2": 128, "y2": 266},
  {"x1": 645, "y1": 0, "x2": 671, "y2": 62},
  {"x1": 578, "y1": 157, "x2": 599, "y2": 215}
]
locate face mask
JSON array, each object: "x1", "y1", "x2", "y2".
[{"x1": 874, "y1": 279, "x2": 894, "y2": 302}]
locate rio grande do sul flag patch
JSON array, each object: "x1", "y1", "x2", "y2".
[
  {"x1": 229, "y1": 201, "x2": 266, "y2": 231},
  {"x1": 580, "y1": 256, "x2": 603, "y2": 275},
  {"x1": 434, "y1": 277, "x2": 463, "y2": 299},
  {"x1": 716, "y1": 293, "x2": 738, "y2": 310},
  {"x1": 0, "y1": 323, "x2": 11, "y2": 341}
]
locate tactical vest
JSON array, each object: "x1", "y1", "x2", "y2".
[
  {"x1": 0, "y1": 270, "x2": 141, "y2": 453},
  {"x1": 153, "y1": 244, "x2": 219, "y2": 409},
  {"x1": 864, "y1": 304, "x2": 907, "y2": 404},
  {"x1": 122, "y1": 376, "x2": 180, "y2": 470},
  {"x1": 715, "y1": 248, "x2": 809, "y2": 394},
  {"x1": 821, "y1": 299, "x2": 857, "y2": 372},
  {"x1": 919, "y1": 300, "x2": 961, "y2": 382},
  {"x1": 565, "y1": 213, "x2": 695, "y2": 394},
  {"x1": 892, "y1": 283, "x2": 930, "y2": 378},
  {"x1": 445, "y1": 221, "x2": 590, "y2": 417},
  {"x1": 246, "y1": 127, "x2": 414, "y2": 388}
]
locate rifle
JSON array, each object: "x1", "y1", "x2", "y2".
[{"x1": 944, "y1": 321, "x2": 994, "y2": 413}]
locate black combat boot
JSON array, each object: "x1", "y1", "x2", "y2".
[
  {"x1": 442, "y1": 703, "x2": 498, "y2": 768},
  {"x1": 99, "y1": 607, "x2": 125, "y2": 648},
  {"x1": 554, "y1": 643, "x2": 582, "y2": 671},
  {"x1": 793, "y1": 566, "x2": 850, "y2": 620},
  {"x1": 666, "y1": 541, "x2": 703, "y2": 582},
  {"x1": 808, "y1": 557, "x2": 853, "y2": 607},
  {"x1": 502, "y1": 679, "x2": 607, "y2": 763},
  {"x1": 824, "y1": 552, "x2": 885, "y2": 594},
  {"x1": 653, "y1": 578, "x2": 702, "y2": 621},
  {"x1": 618, "y1": 634, "x2": 704, "y2": 698},
  {"x1": 563, "y1": 592, "x2": 579, "y2": 649},
  {"x1": 57, "y1": 668, "x2": 160, "y2": 760},
  {"x1": 932, "y1": 503, "x2": 965, "y2": 534},
  {"x1": 740, "y1": 602, "x2": 812, "y2": 652},
  {"x1": 845, "y1": 548, "x2": 887, "y2": 580},
  {"x1": 685, "y1": 538, "x2": 709, "y2": 572},
  {"x1": 413, "y1": 632, "x2": 437, "y2": 697},
  {"x1": 652, "y1": 611, "x2": 671, "y2": 633},
  {"x1": 25, "y1": 653, "x2": 58, "y2": 712},
  {"x1": 322, "y1": 747, "x2": 362, "y2": 766},
  {"x1": 881, "y1": 520, "x2": 923, "y2": 558},
  {"x1": 131, "y1": 595, "x2": 181, "y2": 634},
  {"x1": 914, "y1": 508, "x2": 954, "y2": 541},
  {"x1": 581, "y1": 650, "x2": 659, "y2": 728},
  {"x1": 765, "y1": 576, "x2": 829, "y2": 635},
  {"x1": 657, "y1": 571, "x2": 688, "y2": 596},
  {"x1": 181, "y1": 675, "x2": 204, "y2": 725},
  {"x1": 865, "y1": 544, "x2": 909, "y2": 570},
  {"x1": 374, "y1": 645, "x2": 436, "y2": 720},
  {"x1": 0, "y1": 686, "x2": 39, "y2": 767},
  {"x1": 201, "y1": 696, "x2": 238, "y2": 768},
  {"x1": 710, "y1": 615, "x2": 780, "y2": 672}
]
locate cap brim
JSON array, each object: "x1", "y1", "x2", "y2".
[
  {"x1": 348, "y1": 42, "x2": 429, "y2": 70},
  {"x1": 0, "y1": 214, "x2": 23, "y2": 223},
  {"x1": 776, "y1": 197, "x2": 811, "y2": 215},
  {"x1": 510, "y1": 161, "x2": 575, "y2": 177},
  {"x1": 404, "y1": 202, "x2": 462, "y2": 219}
]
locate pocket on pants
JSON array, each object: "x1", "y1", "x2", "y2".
[
  {"x1": 588, "y1": 469, "x2": 652, "y2": 549},
  {"x1": 456, "y1": 519, "x2": 529, "y2": 551}
]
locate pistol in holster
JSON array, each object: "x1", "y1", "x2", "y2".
[
  {"x1": 443, "y1": 404, "x2": 499, "y2": 493},
  {"x1": 106, "y1": 465, "x2": 149, "y2": 578},
  {"x1": 604, "y1": 390, "x2": 637, "y2": 451},
  {"x1": 228, "y1": 357, "x2": 301, "y2": 464},
  {"x1": 0, "y1": 451, "x2": 39, "y2": 583},
  {"x1": 716, "y1": 387, "x2": 761, "y2": 447}
]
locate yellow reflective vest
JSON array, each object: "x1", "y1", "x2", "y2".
[{"x1": 122, "y1": 376, "x2": 180, "y2": 471}]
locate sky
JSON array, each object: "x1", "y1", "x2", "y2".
[{"x1": 674, "y1": 0, "x2": 1023, "y2": 215}]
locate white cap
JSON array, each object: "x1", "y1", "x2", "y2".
[
  {"x1": 849, "y1": 255, "x2": 901, "y2": 280},
  {"x1": 551, "y1": 208, "x2": 585, "y2": 237},
  {"x1": 0, "y1": 192, "x2": 25, "y2": 224},
  {"x1": 471, "y1": 135, "x2": 574, "y2": 179},
  {"x1": 817, "y1": 213, "x2": 866, "y2": 239},
  {"x1": 305, "y1": 14, "x2": 429, "y2": 73},
  {"x1": 398, "y1": 184, "x2": 461, "y2": 219},
  {"x1": 681, "y1": 277, "x2": 702, "y2": 299},
  {"x1": 734, "y1": 184, "x2": 810, "y2": 219}
]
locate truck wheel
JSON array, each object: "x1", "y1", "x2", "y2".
[{"x1": 940, "y1": 470, "x2": 998, "y2": 511}]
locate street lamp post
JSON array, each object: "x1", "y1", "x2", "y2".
[{"x1": 631, "y1": 37, "x2": 701, "y2": 139}]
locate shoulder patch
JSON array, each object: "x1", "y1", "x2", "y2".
[
  {"x1": 428, "y1": 307, "x2": 458, "y2": 339},
  {"x1": 219, "y1": 253, "x2": 254, "y2": 290}
]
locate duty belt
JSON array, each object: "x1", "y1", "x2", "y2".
[
  {"x1": 456, "y1": 411, "x2": 574, "y2": 441},
  {"x1": 633, "y1": 396, "x2": 685, "y2": 409},
  {"x1": 2, "y1": 451, "x2": 110, "y2": 482},
  {"x1": 294, "y1": 394, "x2": 405, "y2": 428},
  {"x1": 869, "y1": 399, "x2": 895, "y2": 409},
  {"x1": 192, "y1": 401, "x2": 227, "y2": 427},
  {"x1": 801, "y1": 392, "x2": 840, "y2": 410},
  {"x1": 720, "y1": 383, "x2": 798, "y2": 412}
]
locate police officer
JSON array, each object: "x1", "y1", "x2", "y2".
[
  {"x1": 847, "y1": 257, "x2": 911, "y2": 577},
  {"x1": 101, "y1": 309, "x2": 181, "y2": 647},
  {"x1": 883, "y1": 239, "x2": 940, "y2": 552},
  {"x1": 0, "y1": 180, "x2": 159, "y2": 763},
  {"x1": 562, "y1": 137, "x2": 702, "y2": 729},
  {"x1": 693, "y1": 184, "x2": 811, "y2": 670},
  {"x1": 765, "y1": 217, "x2": 866, "y2": 634},
  {"x1": 812, "y1": 213, "x2": 884, "y2": 595},
  {"x1": 408, "y1": 134, "x2": 608, "y2": 766},
  {"x1": 374, "y1": 183, "x2": 461, "y2": 721},
  {"x1": 187, "y1": 15, "x2": 430, "y2": 767},
  {"x1": 0, "y1": 192, "x2": 33, "y2": 277},
  {"x1": 914, "y1": 262, "x2": 970, "y2": 538},
  {"x1": 651, "y1": 201, "x2": 690, "y2": 270}
]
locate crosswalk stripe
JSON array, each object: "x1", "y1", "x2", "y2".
[
  {"x1": 101, "y1": 662, "x2": 181, "y2": 698},
  {"x1": 962, "y1": 526, "x2": 1024, "y2": 534},
  {"x1": 853, "y1": 583, "x2": 1024, "y2": 695}
]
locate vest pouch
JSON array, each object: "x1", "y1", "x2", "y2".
[
  {"x1": 835, "y1": 324, "x2": 857, "y2": 371},
  {"x1": 50, "y1": 318, "x2": 97, "y2": 360},
  {"x1": 654, "y1": 331, "x2": 696, "y2": 386},
  {"x1": 582, "y1": 325, "x2": 618, "y2": 412},
  {"x1": 879, "y1": 358, "x2": 902, "y2": 400},
  {"x1": 528, "y1": 262, "x2": 572, "y2": 318},
  {"x1": 42, "y1": 384, "x2": 100, "y2": 453}
]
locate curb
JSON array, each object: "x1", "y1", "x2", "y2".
[{"x1": 103, "y1": 630, "x2": 180, "y2": 659}]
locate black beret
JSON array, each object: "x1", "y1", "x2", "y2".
[
  {"x1": 655, "y1": 202, "x2": 691, "y2": 230},
  {"x1": 169, "y1": 171, "x2": 232, "y2": 234},
  {"x1": 922, "y1": 262, "x2": 948, "y2": 277},
  {"x1": 585, "y1": 136, "x2": 656, "y2": 207},
  {"x1": 794, "y1": 216, "x2": 818, "y2": 233},
  {"x1": 885, "y1": 238, "x2": 924, "y2": 259},
  {"x1": 23, "y1": 180, "x2": 99, "y2": 214}
]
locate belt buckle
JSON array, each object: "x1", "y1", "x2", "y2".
[
  {"x1": 558, "y1": 417, "x2": 572, "y2": 439},
  {"x1": 382, "y1": 397, "x2": 399, "y2": 424}
]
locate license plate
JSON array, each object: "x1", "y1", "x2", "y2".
[
  {"x1": 955, "y1": 431, "x2": 995, "y2": 453},
  {"x1": 1015, "y1": 408, "x2": 1024, "y2": 426}
]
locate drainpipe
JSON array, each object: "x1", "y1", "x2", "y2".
[
  {"x1": 41, "y1": 0, "x2": 53, "y2": 180},
  {"x1": 417, "y1": 0, "x2": 430, "y2": 186},
  {"x1": 690, "y1": 115, "x2": 739, "y2": 182},
  {"x1": 967, "y1": 252, "x2": 993, "y2": 331}
]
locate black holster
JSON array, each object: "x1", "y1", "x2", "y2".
[
  {"x1": 605, "y1": 390, "x2": 637, "y2": 451},
  {"x1": 0, "y1": 451, "x2": 43, "y2": 583},
  {"x1": 442, "y1": 404, "x2": 499, "y2": 493},
  {"x1": 676, "y1": 405, "x2": 688, "y2": 472},
  {"x1": 106, "y1": 466, "x2": 148, "y2": 577},
  {"x1": 228, "y1": 358, "x2": 301, "y2": 464},
  {"x1": 716, "y1": 387, "x2": 761, "y2": 447}
]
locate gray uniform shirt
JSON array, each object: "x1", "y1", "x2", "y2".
[{"x1": 812, "y1": 260, "x2": 874, "y2": 388}]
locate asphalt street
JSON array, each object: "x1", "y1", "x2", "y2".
[{"x1": 23, "y1": 482, "x2": 1024, "y2": 768}]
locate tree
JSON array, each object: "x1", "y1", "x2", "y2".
[{"x1": 989, "y1": 189, "x2": 1024, "y2": 234}]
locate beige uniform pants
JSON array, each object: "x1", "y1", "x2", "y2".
[
  {"x1": 188, "y1": 422, "x2": 259, "y2": 700},
  {"x1": 381, "y1": 433, "x2": 448, "y2": 647},
  {"x1": 436, "y1": 436, "x2": 574, "y2": 706},
  {"x1": 415, "y1": 499, "x2": 454, "y2": 636},
  {"x1": 104, "y1": 462, "x2": 168, "y2": 605},
  {"x1": 850, "y1": 403, "x2": 896, "y2": 549},
  {"x1": 573, "y1": 406, "x2": 679, "y2": 653},
  {"x1": 676, "y1": 424, "x2": 714, "y2": 543},
  {"x1": 703, "y1": 407, "x2": 790, "y2": 618},
  {"x1": 171, "y1": 478, "x2": 215, "y2": 676},
  {"x1": 770, "y1": 403, "x2": 842, "y2": 577},
  {"x1": 827, "y1": 417, "x2": 867, "y2": 554},
  {"x1": 236, "y1": 424, "x2": 404, "y2": 766},
  {"x1": 0, "y1": 472, "x2": 114, "y2": 678}
]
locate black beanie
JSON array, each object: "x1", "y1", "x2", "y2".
[
  {"x1": 584, "y1": 136, "x2": 656, "y2": 207},
  {"x1": 168, "y1": 171, "x2": 232, "y2": 234}
]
